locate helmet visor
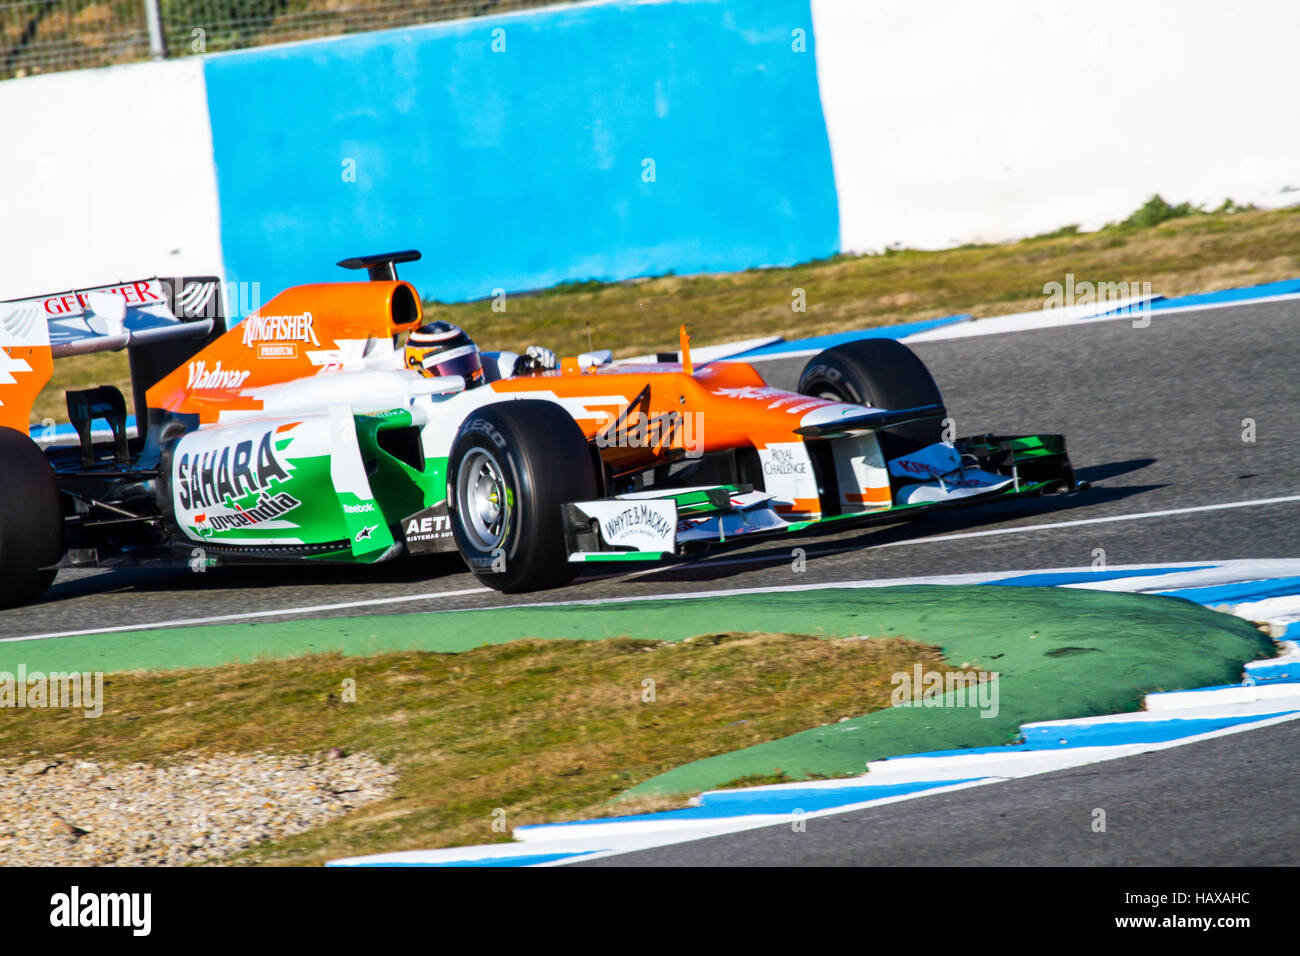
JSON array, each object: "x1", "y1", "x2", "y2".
[{"x1": 422, "y1": 343, "x2": 483, "y2": 384}]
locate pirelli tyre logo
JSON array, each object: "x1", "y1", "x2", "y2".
[{"x1": 176, "y1": 429, "x2": 298, "y2": 534}]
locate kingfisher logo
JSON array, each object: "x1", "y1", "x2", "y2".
[
  {"x1": 40, "y1": 280, "x2": 163, "y2": 316},
  {"x1": 187, "y1": 360, "x2": 251, "y2": 390},
  {"x1": 887, "y1": 443, "x2": 963, "y2": 480},
  {"x1": 894, "y1": 458, "x2": 942, "y2": 477},
  {"x1": 241, "y1": 310, "x2": 320, "y2": 347}
]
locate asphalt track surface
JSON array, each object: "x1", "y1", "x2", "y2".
[
  {"x1": 4, "y1": 297, "x2": 1298, "y2": 640},
  {"x1": 576, "y1": 716, "x2": 1300, "y2": 867}
]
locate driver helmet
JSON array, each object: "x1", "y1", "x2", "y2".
[{"x1": 405, "y1": 321, "x2": 484, "y2": 387}]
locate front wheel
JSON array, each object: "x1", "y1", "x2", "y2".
[
  {"x1": 797, "y1": 338, "x2": 945, "y2": 459},
  {"x1": 447, "y1": 400, "x2": 597, "y2": 592}
]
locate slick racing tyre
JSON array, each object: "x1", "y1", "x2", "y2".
[
  {"x1": 0, "y1": 426, "x2": 62, "y2": 608},
  {"x1": 797, "y1": 339, "x2": 945, "y2": 459},
  {"x1": 447, "y1": 400, "x2": 597, "y2": 592}
]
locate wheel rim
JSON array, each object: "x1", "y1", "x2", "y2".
[{"x1": 456, "y1": 447, "x2": 511, "y2": 552}]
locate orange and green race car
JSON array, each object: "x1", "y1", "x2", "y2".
[{"x1": 0, "y1": 251, "x2": 1077, "y2": 607}]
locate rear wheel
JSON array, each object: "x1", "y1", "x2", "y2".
[
  {"x1": 0, "y1": 426, "x2": 62, "y2": 608},
  {"x1": 797, "y1": 338, "x2": 945, "y2": 458},
  {"x1": 447, "y1": 401, "x2": 597, "y2": 592}
]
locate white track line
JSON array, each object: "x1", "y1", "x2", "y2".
[
  {"x1": 415, "y1": 557, "x2": 1290, "y2": 618},
  {"x1": 865, "y1": 493, "x2": 1300, "y2": 547},
  {"x1": 543, "y1": 709, "x2": 1300, "y2": 866},
  {"x1": 905, "y1": 291, "x2": 1300, "y2": 344},
  {"x1": 8, "y1": 494, "x2": 1297, "y2": 644},
  {"x1": 902, "y1": 296, "x2": 1157, "y2": 343},
  {"x1": 621, "y1": 493, "x2": 1300, "y2": 577},
  {"x1": 1, "y1": 586, "x2": 491, "y2": 644}
]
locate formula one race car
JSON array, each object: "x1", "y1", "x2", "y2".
[{"x1": 0, "y1": 251, "x2": 1077, "y2": 607}]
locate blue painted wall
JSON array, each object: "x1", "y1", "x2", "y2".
[{"x1": 204, "y1": 0, "x2": 838, "y2": 304}]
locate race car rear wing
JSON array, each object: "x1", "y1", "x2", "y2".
[
  {"x1": 3, "y1": 278, "x2": 217, "y2": 357},
  {"x1": 0, "y1": 277, "x2": 224, "y2": 432}
]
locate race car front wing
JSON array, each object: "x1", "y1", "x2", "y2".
[{"x1": 563, "y1": 433, "x2": 1077, "y2": 562}]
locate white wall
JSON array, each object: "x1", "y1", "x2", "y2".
[
  {"x1": 813, "y1": 0, "x2": 1300, "y2": 251},
  {"x1": 4, "y1": 0, "x2": 1298, "y2": 294},
  {"x1": 0, "y1": 58, "x2": 223, "y2": 300}
]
